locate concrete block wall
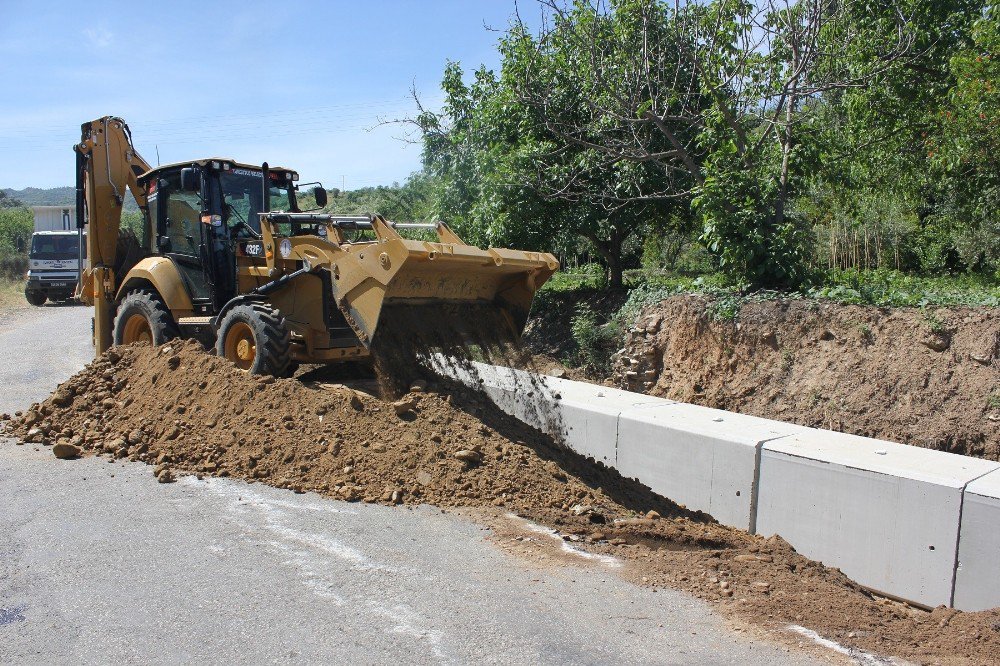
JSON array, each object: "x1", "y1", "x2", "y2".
[
  {"x1": 953, "y1": 469, "x2": 1000, "y2": 611},
  {"x1": 756, "y1": 432, "x2": 998, "y2": 608},
  {"x1": 436, "y1": 359, "x2": 1000, "y2": 610},
  {"x1": 616, "y1": 402, "x2": 803, "y2": 532}
]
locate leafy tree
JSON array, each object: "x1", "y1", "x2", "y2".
[
  {"x1": 928, "y1": 9, "x2": 1000, "y2": 272},
  {"x1": 0, "y1": 206, "x2": 33, "y2": 256},
  {"x1": 0, "y1": 190, "x2": 24, "y2": 209},
  {"x1": 415, "y1": 0, "x2": 924, "y2": 288}
]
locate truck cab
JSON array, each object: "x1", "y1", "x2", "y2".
[{"x1": 25, "y1": 230, "x2": 86, "y2": 305}]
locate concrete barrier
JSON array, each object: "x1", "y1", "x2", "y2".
[
  {"x1": 953, "y1": 469, "x2": 1000, "y2": 611},
  {"x1": 437, "y1": 360, "x2": 1000, "y2": 609},
  {"x1": 430, "y1": 359, "x2": 662, "y2": 465},
  {"x1": 756, "y1": 431, "x2": 999, "y2": 608},
  {"x1": 616, "y1": 403, "x2": 803, "y2": 531}
]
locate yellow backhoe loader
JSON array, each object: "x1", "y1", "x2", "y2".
[{"x1": 74, "y1": 116, "x2": 558, "y2": 375}]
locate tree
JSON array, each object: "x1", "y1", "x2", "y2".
[
  {"x1": 413, "y1": 3, "x2": 703, "y2": 286},
  {"x1": 490, "y1": 0, "x2": 921, "y2": 287},
  {"x1": 0, "y1": 190, "x2": 25, "y2": 209}
]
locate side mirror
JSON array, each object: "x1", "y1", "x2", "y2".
[
  {"x1": 180, "y1": 168, "x2": 200, "y2": 192},
  {"x1": 313, "y1": 186, "x2": 328, "y2": 208}
]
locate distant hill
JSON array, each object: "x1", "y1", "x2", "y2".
[
  {"x1": 2, "y1": 187, "x2": 75, "y2": 206},
  {"x1": 2, "y1": 186, "x2": 138, "y2": 212}
]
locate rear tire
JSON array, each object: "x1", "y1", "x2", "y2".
[
  {"x1": 24, "y1": 290, "x2": 46, "y2": 307},
  {"x1": 113, "y1": 290, "x2": 179, "y2": 347},
  {"x1": 216, "y1": 303, "x2": 291, "y2": 376}
]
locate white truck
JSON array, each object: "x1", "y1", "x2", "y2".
[{"x1": 24, "y1": 230, "x2": 85, "y2": 306}]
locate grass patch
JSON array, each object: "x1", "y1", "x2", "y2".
[{"x1": 0, "y1": 277, "x2": 25, "y2": 310}]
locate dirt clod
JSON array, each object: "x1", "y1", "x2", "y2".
[{"x1": 52, "y1": 442, "x2": 81, "y2": 459}]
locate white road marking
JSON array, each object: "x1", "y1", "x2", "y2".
[
  {"x1": 508, "y1": 513, "x2": 621, "y2": 568},
  {"x1": 177, "y1": 475, "x2": 455, "y2": 662},
  {"x1": 788, "y1": 625, "x2": 901, "y2": 665}
]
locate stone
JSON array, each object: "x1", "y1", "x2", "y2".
[
  {"x1": 454, "y1": 449, "x2": 483, "y2": 465},
  {"x1": 52, "y1": 442, "x2": 81, "y2": 459},
  {"x1": 645, "y1": 510, "x2": 661, "y2": 520},
  {"x1": 921, "y1": 335, "x2": 950, "y2": 352},
  {"x1": 416, "y1": 471, "x2": 433, "y2": 486},
  {"x1": 409, "y1": 379, "x2": 427, "y2": 393},
  {"x1": 392, "y1": 397, "x2": 417, "y2": 416}
]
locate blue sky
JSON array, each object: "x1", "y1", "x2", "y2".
[{"x1": 0, "y1": 1, "x2": 535, "y2": 190}]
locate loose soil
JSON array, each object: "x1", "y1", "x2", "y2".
[
  {"x1": 4, "y1": 341, "x2": 1000, "y2": 663},
  {"x1": 613, "y1": 296, "x2": 1000, "y2": 460}
]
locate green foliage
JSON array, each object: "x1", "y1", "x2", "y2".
[
  {"x1": 570, "y1": 303, "x2": 620, "y2": 373},
  {"x1": 806, "y1": 269, "x2": 1000, "y2": 307},
  {"x1": 923, "y1": 309, "x2": 948, "y2": 335},
  {"x1": 0, "y1": 190, "x2": 25, "y2": 209},
  {"x1": 0, "y1": 207, "x2": 33, "y2": 257},
  {"x1": 314, "y1": 172, "x2": 439, "y2": 222}
]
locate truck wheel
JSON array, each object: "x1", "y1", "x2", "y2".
[
  {"x1": 24, "y1": 290, "x2": 46, "y2": 307},
  {"x1": 216, "y1": 304, "x2": 291, "y2": 376},
  {"x1": 113, "y1": 290, "x2": 179, "y2": 347}
]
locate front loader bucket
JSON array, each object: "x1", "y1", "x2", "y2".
[{"x1": 327, "y1": 216, "x2": 559, "y2": 349}]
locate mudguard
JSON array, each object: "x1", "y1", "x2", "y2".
[{"x1": 117, "y1": 256, "x2": 195, "y2": 318}]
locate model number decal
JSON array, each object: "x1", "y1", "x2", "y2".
[{"x1": 242, "y1": 241, "x2": 264, "y2": 257}]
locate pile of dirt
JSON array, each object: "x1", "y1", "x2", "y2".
[
  {"x1": 614, "y1": 296, "x2": 1000, "y2": 460},
  {"x1": 3, "y1": 342, "x2": 1000, "y2": 663}
]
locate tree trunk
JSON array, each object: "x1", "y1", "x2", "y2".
[{"x1": 584, "y1": 228, "x2": 625, "y2": 289}]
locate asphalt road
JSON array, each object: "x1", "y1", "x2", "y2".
[{"x1": 0, "y1": 304, "x2": 822, "y2": 665}]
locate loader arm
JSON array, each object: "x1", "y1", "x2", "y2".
[{"x1": 74, "y1": 117, "x2": 152, "y2": 354}]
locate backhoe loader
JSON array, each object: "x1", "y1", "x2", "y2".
[{"x1": 74, "y1": 116, "x2": 558, "y2": 375}]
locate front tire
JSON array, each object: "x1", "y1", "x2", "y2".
[
  {"x1": 113, "y1": 290, "x2": 179, "y2": 347},
  {"x1": 24, "y1": 290, "x2": 46, "y2": 307},
  {"x1": 216, "y1": 303, "x2": 291, "y2": 376}
]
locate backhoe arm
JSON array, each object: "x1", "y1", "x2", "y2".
[{"x1": 74, "y1": 117, "x2": 151, "y2": 354}]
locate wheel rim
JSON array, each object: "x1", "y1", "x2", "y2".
[
  {"x1": 122, "y1": 313, "x2": 153, "y2": 345},
  {"x1": 224, "y1": 321, "x2": 256, "y2": 370}
]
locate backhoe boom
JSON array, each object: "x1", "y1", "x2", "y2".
[{"x1": 74, "y1": 117, "x2": 151, "y2": 353}]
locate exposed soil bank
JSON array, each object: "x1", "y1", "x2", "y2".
[
  {"x1": 609, "y1": 296, "x2": 1000, "y2": 460},
  {"x1": 3, "y1": 342, "x2": 1000, "y2": 663}
]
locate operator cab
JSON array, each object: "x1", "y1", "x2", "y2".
[{"x1": 136, "y1": 159, "x2": 326, "y2": 313}]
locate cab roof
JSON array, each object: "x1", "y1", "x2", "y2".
[{"x1": 138, "y1": 158, "x2": 297, "y2": 182}]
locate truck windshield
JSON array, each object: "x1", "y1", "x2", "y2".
[
  {"x1": 220, "y1": 170, "x2": 294, "y2": 236},
  {"x1": 30, "y1": 235, "x2": 82, "y2": 260}
]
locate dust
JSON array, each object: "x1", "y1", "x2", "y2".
[
  {"x1": 3, "y1": 342, "x2": 1000, "y2": 664},
  {"x1": 370, "y1": 302, "x2": 566, "y2": 443}
]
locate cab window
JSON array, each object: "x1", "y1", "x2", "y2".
[{"x1": 157, "y1": 173, "x2": 203, "y2": 256}]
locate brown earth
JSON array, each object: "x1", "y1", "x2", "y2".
[
  {"x1": 613, "y1": 296, "x2": 1000, "y2": 460},
  {"x1": 3, "y1": 341, "x2": 1000, "y2": 663}
]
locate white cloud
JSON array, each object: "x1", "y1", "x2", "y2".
[{"x1": 84, "y1": 25, "x2": 112, "y2": 49}]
